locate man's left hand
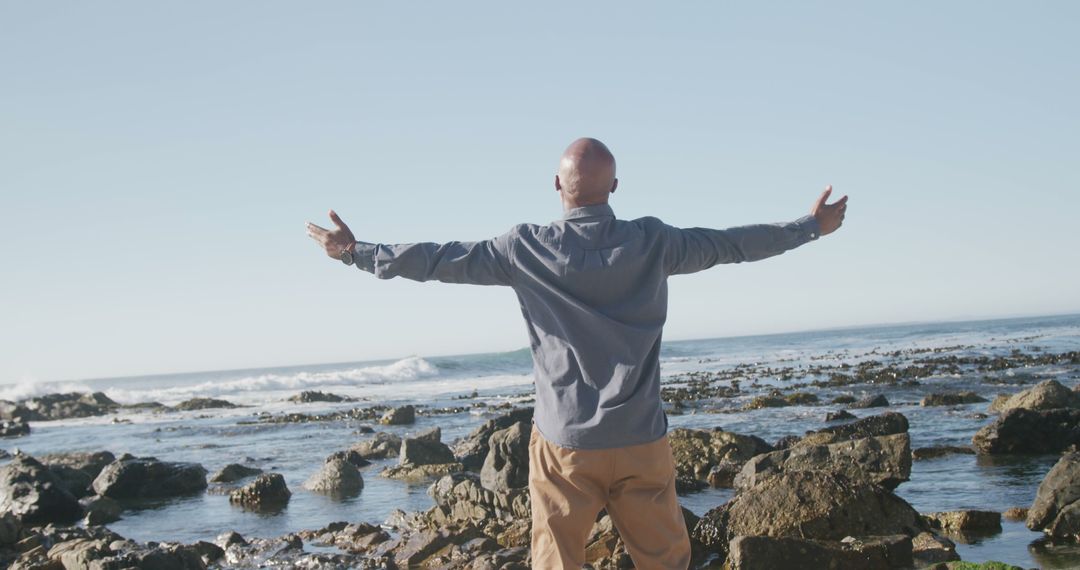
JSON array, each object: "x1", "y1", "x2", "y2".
[{"x1": 307, "y1": 210, "x2": 356, "y2": 260}]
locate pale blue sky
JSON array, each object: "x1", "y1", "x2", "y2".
[{"x1": 1, "y1": 2, "x2": 1077, "y2": 383}]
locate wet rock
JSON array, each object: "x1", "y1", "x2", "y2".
[
  {"x1": 209, "y1": 463, "x2": 262, "y2": 483},
  {"x1": 736, "y1": 433, "x2": 911, "y2": 490},
  {"x1": 428, "y1": 472, "x2": 531, "y2": 528},
  {"x1": 925, "y1": 510, "x2": 1002, "y2": 532},
  {"x1": 351, "y1": 432, "x2": 402, "y2": 459},
  {"x1": 912, "y1": 446, "x2": 976, "y2": 460},
  {"x1": 0, "y1": 456, "x2": 82, "y2": 524},
  {"x1": 911, "y1": 531, "x2": 960, "y2": 565},
  {"x1": 743, "y1": 396, "x2": 788, "y2": 410},
  {"x1": 216, "y1": 530, "x2": 247, "y2": 548},
  {"x1": 998, "y1": 379, "x2": 1080, "y2": 413},
  {"x1": 4, "y1": 392, "x2": 119, "y2": 421},
  {"x1": 1027, "y1": 451, "x2": 1080, "y2": 539},
  {"x1": 832, "y1": 395, "x2": 857, "y2": 405},
  {"x1": 921, "y1": 391, "x2": 987, "y2": 406},
  {"x1": 785, "y1": 392, "x2": 820, "y2": 405},
  {"x1": 972, "y1": 408, "x2": 1080, "y2": 454},
  {"x1": 80, "y1": 495, "x2": 122, "y2": 525},
  {"x1": 325, "y1": 449, "x2": 371, "y2": 468},
  {"x1": 1003, "y1": 507, "x2": 1028, "y2": 522},
  {"x1": 382, "y1": 462, "x2": 463, "y2": 482},
  {"x1": 47, "y1": 537, "x2": 113, "y2": 569},
  {"x1": 692, "y1": 471, "x2": 926, "y2": 558},
  {"x1": 380, "y1": 405, "x2": 416, "y2": 425},
  {"x1": 173, "y1": 397, "x2": 237, "y2": 411},
  {"x1": 826, "y1": 410, "x2": 856, "y2": 422},
  {"x1": 481, "y1": 421, "x2": 530, "y2": 493},
  {"x1": 304, "y1": 457, "x2": 363, "y2": 497},
  {"x1": 230, "y1": 473, "x2": 291, "y2": 510},
  {"x1": 452, "y1": 407, "x2": 534, "y2": 470},
  {"x1": 988, "y1": 394, "x2": 1011, "y2": 413},
  {"x1": 849, "y1": 394, "x2": 890, "y2": 409},
  {"x1": 92, "y1": 456, "x2": 208, "y2": 499},
  {"x1": 726, "y1": 534, "x2": 914, "y2": 570},
  {"x1": 669, "y1": 427, "x2": 773, "y2": 488},
  {"x1": 287, "y1": 391, "x2": 351, "y2": 403},
  {"x1": 798, "y1": 411, "x2": 909, "y2": 447},
  {"x1": 39, "y1": 451, "x2": 116, "y2": 498},
  {"x1": 0, "y1": 511, "x2": 22, "y2": 545},
  {"x1": 0, "y1": 419, "x2": 29, "y2": 438},
  {"x1": 299, "y1": 521, "x2": 389, "y2": 553},
  {"x1": 399, "y1": 434, "x2": 455, "y2": 466}
]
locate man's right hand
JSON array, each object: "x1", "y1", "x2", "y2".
[
  {"x1": 811, "y1": 185, "x2": 848, "y2": 236},
  {"x1": 306, "y1": 210, "x2": 357, "y2": 260}
]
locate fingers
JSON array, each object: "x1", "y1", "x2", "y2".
[
  {"x1": 815, "y1": 185, "x2": 833, "y2": 209},
  {"x1": 834, "y1": 194, "x2": 848, "y2": 208},
  {"x1": 329, "y1": 209, "x2": 347, "y2": 230},
  {"x1": 306, "y1": 222, "x2": 329, "y2": 241}
]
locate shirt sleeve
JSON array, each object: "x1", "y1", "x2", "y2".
[
  {"x1": 350, "y1": 228, "x2": 516, "y2": 286},
  {"x1": 662, "y1": 214, "x2": 820, "y2": 276}
]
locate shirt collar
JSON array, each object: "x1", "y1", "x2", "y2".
[{"x1": 561, "y1": 203, "x2": 615, "y2": 221}]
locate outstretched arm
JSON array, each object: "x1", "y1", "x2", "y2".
[
  {"x1": 306, "y1": 210, "x2": 515, "y2": 286},
  {"x1": 664, "y1": 185, "x2": 847, "y2": 276}
]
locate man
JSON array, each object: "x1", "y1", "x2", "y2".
[{"x1": 306, "y1": 138, "x2": 847, "y2": 569}]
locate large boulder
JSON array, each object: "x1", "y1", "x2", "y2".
[
  {"x1": 921, "y1": 392, "x2": 986, "y2": 407},
  {"x1": 1027, "y1": 451, "x2": 1080, "y2": 539},
  {"x1": 726, "y1": 534, "x2": 914, "y2": 570},
  {"x1": 849, "y1": 394, "x2": 890, "y2": 409},
  {"x1": 230, "y1": 473, "x2": 291, "y2": 510},
  {"x1": 304, "y1": 458, "x2": 363, "y2": 497},
  {"x1": 481, "y1": 421, "x2": 530, "y2": 492},
  {"x1": 997, "y1": 380, "x2": 1080, "y2": 413},
  {"x1": 210, "y1": 463, "x2": 263, "y2": 483},
  {"x1": 6, "y1": 392, "x2": 119, "y2": 421},
  {"x1": 797, "y1": 412, "x2": 909, "y2": 447},
  {"x1": 736, "y1": 433, "x2": 911, "y2": 491},
  {"x1": 351, "y1": 432, "x2": 403, "y2": 459},
  {"x1": 0, "y1": 456, "x2": 82, "y2": 525},
  {"x1": 40, "y1": 451, "x2": 116, "y2": 498},
  {"x1": 452, "y1": 408, "x2": 534, "y2": 470},
  {"x1": 173, "y1": 397, "x2": 237, "y2": 411},
  {"x1": 399, "y1": 435, "x2": 455, "y2": 466},
  {"x1": 668, "y1": 427, "x2": 773, "y2": 488},
  {"x1": 380, "y1": 405, "x2": 416, "y2": 425},
  {"x1": 428, "y1": 472, "x2": 531, "y2": 527},
  {"x1": 692, "y1": 470, "x2": 926, "y2": 559},
  {"x1": 92, "y1": 456, "x2": 208, "y2": 499},
  {"x1": 972, "y1": 408, "x2": 1080, "y2": 454},
  {"x1": 0, "y1": 419, "x2": 30, "y2": 438}
]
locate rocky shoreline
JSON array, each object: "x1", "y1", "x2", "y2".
[{"x1": 2, "y1": 348, "x2": 1080, "y2": 568}]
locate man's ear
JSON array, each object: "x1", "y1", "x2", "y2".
[
  {"x1": 611, "y1": 178, "x2": 618, "y2": 194},
  {"x1": 555, "y1": 175, "x2": 562, "y2": 191}
]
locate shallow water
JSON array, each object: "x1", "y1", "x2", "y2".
[{"x1": 4, "y1": 313, "x2": 1080, "y2": 567}]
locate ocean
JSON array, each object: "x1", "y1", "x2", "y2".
[{"x1": 4, "y1": 313, "x2": 1080, "y2": 568}]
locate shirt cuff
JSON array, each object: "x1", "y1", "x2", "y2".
[
  {"x1": 794, "y1": 214, "x2": 821, "y2": 242},
  {"x1": 352, "y1": 241, "x2": 377, "y2": 273}
]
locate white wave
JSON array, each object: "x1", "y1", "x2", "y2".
[{"x1": 100, "y1": 356, "x2": 441, "y2": 406}]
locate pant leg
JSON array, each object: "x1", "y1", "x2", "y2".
[
  {"x1": 604, "y1": 435, "x2": 691, "y2": 570},
  {"x1": 529, "y1": 425, "x2": 611, "y2": 570}
]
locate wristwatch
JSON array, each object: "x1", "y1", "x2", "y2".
[{"x1": 340, "y1": 242, "x2": 357, "y2": 265}]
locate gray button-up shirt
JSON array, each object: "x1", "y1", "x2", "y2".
[{"x1": 352, "y1": 203, "x2": 819, "y2": 449}]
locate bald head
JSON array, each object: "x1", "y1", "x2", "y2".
[{"x1": 556, "y1": 138, "x2": 617, "y2": 208}]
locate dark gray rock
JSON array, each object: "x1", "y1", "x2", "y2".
[
  {"x1": 210, "y1": 463, "x2": 262, "y2": 483},
  {"x1": 1028, "y1": 451, "x2": 1080, "y2": 539},
  {"x1": 3, "y1": 392, "x2": 119, "y2": 421},
  {"x1": 380, "y1": 405, "x2": 416, "y2": 425},
  {"x1": 912, "y1": 446, "x2": 976, "y2": 460},
  {"x1": 92, "y1": 457, "x2": 208, "y2": 499},
  {"x1": 0, "y1": 455, "x2": 82, "y2": 525},
  {"x1": 351, "y1": 432, "x2": 403, "y2": 459},
  {"x1": 727, "y1": 534, "x2": 914, "y2": 570},
  {"x1": 81, "y1": 494, "x2": 122, "y2": 525},
  {"x1": 173, "y1": 397, "x2": 237, "y2": 411},
  {"x1": 736, "y1": 433, "x2": 911, "y2": 491},
  {"x1": 0, "y1": 419, "x2": 29, "y2": 438},
  {"x1": 921, "y1": 391, "x2": 987, "y2": 407},
  {"x1": 400, "y1": 436, "x2": 455, "y2": 466},
  {"x1": 925, "y1": 510, "x2": 1002, "y2": 532},
  {"x1": 287, "y1": 391, "x2": 350, "y2": 403},
  {"x1": 799, "y1": 412, "x2": 909, "y2": 447},
  {"x1": 230, "y1": 473, "x2": 291, "y2": 510},
  {"x1": 325, "y1": 449, "x2": 371, "y2": 468},
  {"x1": 972, "y1": 408, "x2": 1080, "y2": 454},
  {"x1": 692, "y1": 471, "x2": 926, "y2": 559},
  {"x1": 0, "y1": 511, "x2": 20, "y2": 545},
  {"x1": 849, "y1": 394, "x2": 890, "y2": 409},
  {"x1": 40, "y1": 451, "x2": 116, "y2": 498},
  {"x1": 481, "y1": 421, "x2": 530, "y2": 492},
  {"x1": 304, "y1": 458, "x2": 363, "y2": 497},
  {"x1": 452, "y1": 408, "x2": 534, "y2": 470},
  {"x1": 826, "y1": 410, "x2": 856, "y2": 422}
]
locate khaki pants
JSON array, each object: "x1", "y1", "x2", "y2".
[{"x1": 528, "y1": 425, "x2": 691, "y2": 569}]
